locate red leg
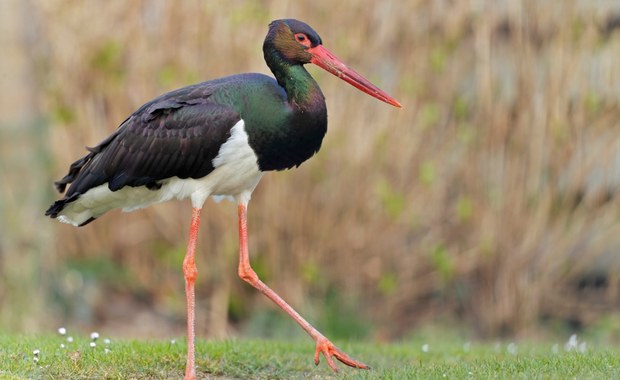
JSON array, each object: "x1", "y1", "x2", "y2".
[
  {"x1": 236, "y1": 202, "x2": 369, "y2": 372},
  {"x1": 183, "y1": 207, "x2": 201, "y2": 380}
]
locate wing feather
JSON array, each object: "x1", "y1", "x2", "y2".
[{"x1": 47, "y1": 97, "x2": 241, "y2": 217}]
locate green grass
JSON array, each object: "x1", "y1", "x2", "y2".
[{"x1": 1, "y1": 334, "x2": 620, "y2": 379}]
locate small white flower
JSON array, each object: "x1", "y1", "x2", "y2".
[
  {"x1": 58, "y1": 327, "x2": 67, "y2": 335},
  {"x1": 507, "y1": 342, "x2": 518, "y2": 355},
  {"x1": 104, "y1": 348, "x2": 111, "y2": 354},
  {"x1": 60, "y1": 343, "x2": 65, "y2": 349},
  {"x1": 90, "y1": 332, "x2": 99, "y2": 341},
  {"x1": 564, "y1": 334, "x2": 578, "y2": 352},
  {"x1": 170, "y1": 339, "x2": 177, "y2": 344},
  {"x1": 33, "y1": 349, "x2": 40, "y2": 356},
  {"x1": 33, "y1": 357, "x2": 39, "y2": 363},
  {"x1": 103, "y1": 338, "x2": 111, "y2": 345},
  {"x1": 67, "y1": 336, "x2": 74, "y2": 343},
  {"x1": 422, "y1": 343, "x2": 429, "y2": 352},
  {"x1": 89, "y1": 342, "x2": 96, "y2": 348}
]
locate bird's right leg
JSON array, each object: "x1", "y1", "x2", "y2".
[
  {"x1": 236, "y1": 201, "x2": 369, "y2": 372},
  {"x1": 183, "y1": 206, "x2": 201, "y2": 380}
]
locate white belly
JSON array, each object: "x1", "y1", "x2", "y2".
[{"x1": 57, "y1": 120, "x2": 263, "y2": 226}]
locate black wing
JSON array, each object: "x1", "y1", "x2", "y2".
[{"x1": 46, "y1": 95, "x2": 241, "y2": 217}]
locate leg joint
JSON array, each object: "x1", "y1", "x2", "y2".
[
  {"x1": 238, "y1": 264, "x2": 258, "y2": 284},
  {"x1": 183, "y1": 258, "x2": 198, "y2": 283}
]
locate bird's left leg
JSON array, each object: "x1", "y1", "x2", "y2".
[
  {"x1": 236, "y1": 201, "x2": 369, "y2": 372},
  {"x1": 183, "y1": 206, "x2": 202, "y2": 380}
]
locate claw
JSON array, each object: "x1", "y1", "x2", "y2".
[{"x1": 314, "y1": 337, "x2": 370, "y2": 372}]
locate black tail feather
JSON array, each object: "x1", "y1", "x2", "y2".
[
  {"x1": 45, "y1": 193, "x2": 80, "y2": 218},
  {"x1": 78, "y1": 217, "x2": 97, "y2": 227},
  {"x1": 53, "y1": 151, "x2": 96, "y2": 193}
]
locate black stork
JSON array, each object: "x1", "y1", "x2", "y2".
[{"x1": 46, "y1": 19, "x2": 401, "y2": 379}]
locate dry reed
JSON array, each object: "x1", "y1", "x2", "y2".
[{"x1": 1, "y1": 0, "x2": 620, "y2": 340}]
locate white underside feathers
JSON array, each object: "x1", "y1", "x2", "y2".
[{"x1": 56, "y1": 120, "x2": 262, "y2": 226}]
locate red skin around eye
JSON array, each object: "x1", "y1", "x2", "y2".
[{"x1": 295, "y1": 33, "x2": 312, "y2": 47}]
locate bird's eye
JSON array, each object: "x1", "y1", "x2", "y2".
[{"x1": 295, "y1": 33, "x2": 311, "y2": 47}]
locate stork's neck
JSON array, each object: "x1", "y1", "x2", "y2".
[
  {"x1": 254, "y1": 44, "x2": 328, "y2": 172},
  {"x1": 263, "y1": 49, "x2": 325, "y2": 113}
]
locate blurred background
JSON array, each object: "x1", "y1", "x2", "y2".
[{"x1": 2, "y1": 0, "x2": 620, "y2": 343}]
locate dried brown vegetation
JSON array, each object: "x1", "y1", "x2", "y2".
[{"x1": 2, "y1": 1, "x2": 620, "y2": 340}]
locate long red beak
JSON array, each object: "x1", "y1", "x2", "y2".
[{"x1": 309, "y1": 45, "x2": 402, "y2": 108}]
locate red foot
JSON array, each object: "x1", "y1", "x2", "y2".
[{"x1": 313, "y1": 337, "x2": 370, "y2": 372}]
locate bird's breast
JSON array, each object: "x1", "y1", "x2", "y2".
[
  {"x1": 179, "y1": 119, "x2": 263, "y2": 207},
  {"x1": 209, "y1": 73, "x2": 328, "y2": 172},
  {"x1": 243, "y1": 103, "x2": 328, "y2": 171}
]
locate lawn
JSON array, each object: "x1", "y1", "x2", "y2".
[{"x1": 1, "y1": 333, "x2": 619, "y2": 379}]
